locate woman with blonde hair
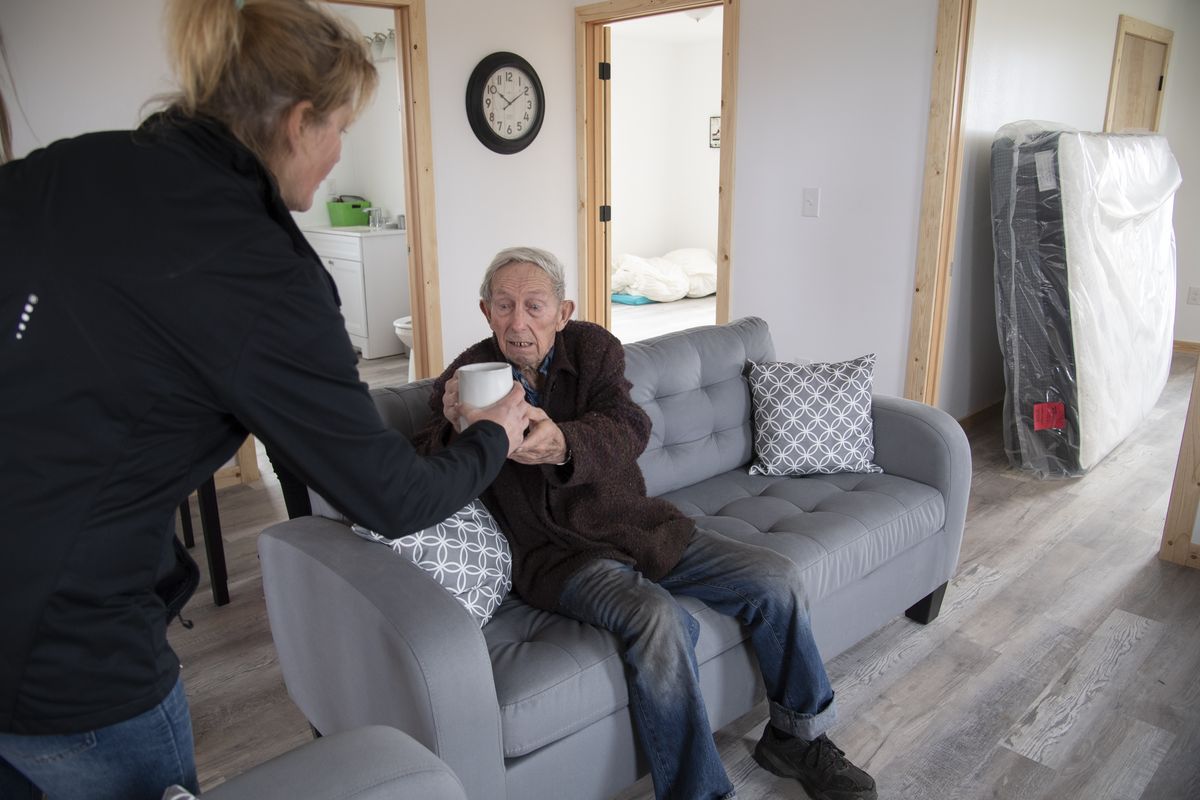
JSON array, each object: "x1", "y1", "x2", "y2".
[{"x1": 0, "y1": 2, "x2": 531, "y2": 797}]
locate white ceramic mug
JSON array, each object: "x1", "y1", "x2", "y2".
[{"x1": 457, "y1": 362, "x2": 513, "y2": 428}]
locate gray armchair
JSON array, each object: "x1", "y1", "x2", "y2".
[{"x1": 204, "y1": 726, "x2": 466, "y2": 800}]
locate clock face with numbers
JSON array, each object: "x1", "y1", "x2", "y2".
[{"x1": 465, "y1": 52, "x2": 545, "y2": 154}]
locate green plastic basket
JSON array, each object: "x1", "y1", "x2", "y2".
[{"x1": 326, "y1": 199, "x2": 372, "y2": 227}]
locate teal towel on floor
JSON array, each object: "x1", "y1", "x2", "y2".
[{"x1": 611, "y1": 293, "x2": 657, "y2": 305}]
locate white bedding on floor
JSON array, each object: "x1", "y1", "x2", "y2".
[{"x1": 612, "y1": 248, "x2": 717, "y2": 302}]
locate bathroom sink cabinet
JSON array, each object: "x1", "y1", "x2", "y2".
[{"x1": 303, "y1": 226, "x2": 409, "y2": 359}]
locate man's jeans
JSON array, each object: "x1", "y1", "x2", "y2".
[
  {"x1": 558, "y1": 527, "x2": 836, "y2": 800},
  {"x1": 0, "y1": 675, "x2": 197, "y2": 800}
]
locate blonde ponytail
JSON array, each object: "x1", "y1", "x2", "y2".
[
  {"x1": 166, "y1": 0, "x2": 243, "y2": 115},
  {"x1": 163, "y1": 0, "x2": 376, "y2": 164},
  {"x1": 1, "y1": 30, "x2": 13, "y2": 164}
]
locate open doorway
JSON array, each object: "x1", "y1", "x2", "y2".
[
  {"x1": 576, "y1": 0, "x2": 738, "y2": 339},
  {"x1": 321, "y1": 0, "x2": 444, "y2": 382},
  {"x1": 303, "y1": 3, "x2": 414, "y2": 386},
  {"x1": 606, "y1": 8, "x2": 723, "y2": 343}
]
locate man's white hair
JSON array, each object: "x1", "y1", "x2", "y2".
[{"x1": 480, "y1": 247, "x2": 567, "y2": 303}]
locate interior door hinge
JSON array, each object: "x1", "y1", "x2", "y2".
[
  {"x1": 1158, "y1": 75, "x2": 1164, "y2": 91},
  {"x1": 599, "y1": 205, "x2": 612, "y2": 222},
  {"x1": 599, "y1": 61, "x2": 611, "y2": 81}
]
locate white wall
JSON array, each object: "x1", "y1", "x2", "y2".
[
  {"x1": 939, "y1": 0, "x2": 1200, "y2": 419},
  {"x1": 2, "y1": 0, "x2": 171, "y2": 157},
  {"x1": 424, "y1": 0, "x2": 578, "y2": 361},
  {"x1": 0, "y1": 2, "x2": 407, "y2": 230},
  {"x1": 292, "y1": 5, "x2": 409, "y2": 230},
  {"x1": 731, "y1": 0, "x2": 938, "y2": 394},
  {"x1": 344, "y1": 58, "x2": 407, "y2": 226},
  {"x1": 1165, "y1": 5, "x2": 1200, "y2": 344},
  {"x1": 610, "y1": 21, "x2": 722, "y2": 260}
]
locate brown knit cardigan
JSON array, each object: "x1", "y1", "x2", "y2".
[{"x1": 417, "y1": 321, "x2": 695, "y2": 612}]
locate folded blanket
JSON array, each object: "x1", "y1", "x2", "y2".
[{"x1": 611, "y1": 248, "x2": 717, "y2": 302}]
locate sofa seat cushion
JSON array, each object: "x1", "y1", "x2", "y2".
[
  {"x1": 660, "y1": 468, "x2": 945, "y2": 604},
  {"x1": 483, "y1": 591, "x2": 745, "y2": 759},
  {"x1": 480, "y1": 466, "x2": 944, "y2": 760}
]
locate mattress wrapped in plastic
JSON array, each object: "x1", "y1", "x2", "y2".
[{"x1": 990, "y1": 121, "x2": 1181, "y2": 478}]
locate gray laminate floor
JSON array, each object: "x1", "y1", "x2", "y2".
[{"x1": 172, "y1": 353, "x2": 1200, "y2": 799}]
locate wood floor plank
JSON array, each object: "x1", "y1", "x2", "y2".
[
  {"x1": 1001, "y1": 609, "x2": 1164, "y2": 770},
  {"x1": 825, "y1": 562, "x2": 1003, "y2": 719},
  {"x1": 957, "y1": 745, "x2": 1056, "y2": 800},
  {"x1": 953, "y1": 539, "x2": 1094, "y2": 654},
  {"x1": 1042, "y1": 716, "x2": 1174, "y2": 800},
  {"x1": 831, "y1": 631, "x2": 999, "y2": 775},
  {"x1": 1137, "y1": 717, "x2": 1200, "y2": 800},
  {"x1": 875, "y1": 613, "x2": 1085, "y2": 799}
]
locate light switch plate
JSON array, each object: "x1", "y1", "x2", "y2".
[{"x1": 802, "y1": 187, "x2": 820, "y2": 218}]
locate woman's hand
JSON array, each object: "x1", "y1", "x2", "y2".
[
  {"x1": 441, "y1": 374, "x2": 463, "y2": 429},
  {"x1": 458, "y1": 382, "x2": 532, "y2": 457}
]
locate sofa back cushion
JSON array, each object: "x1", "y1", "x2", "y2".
[
  {"x1": 371, "y1": 381, "x2": 439, "y2": 439},
  {"x1": 309, "y1": 382, "x2": 437, "y2": 521},
  {"x1": 625, "y1": 317, "x2": 775, "y2": 497}
]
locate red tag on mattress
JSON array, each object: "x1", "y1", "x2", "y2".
[{"x1": 1033, "y1": 402, "x2": 1066, "y2": 431}]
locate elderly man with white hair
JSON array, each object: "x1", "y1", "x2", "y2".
[{"x1": 419, "y1": 247, "x2": 876, "y2": 800}]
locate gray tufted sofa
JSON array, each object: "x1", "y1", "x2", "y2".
[{"x1": 258, "y1": 317, "x2": 971, "y2": 800}]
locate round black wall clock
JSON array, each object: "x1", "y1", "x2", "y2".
[{"x1": 465, "y1": 51, "x2": 545, "y2": 154}]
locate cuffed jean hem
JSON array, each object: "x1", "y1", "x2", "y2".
[{"x1": 768, "y1": 694, "x2": 837, "y2": 740}]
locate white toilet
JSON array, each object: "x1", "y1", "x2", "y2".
[{"x1": 393, "y1": 316, "x2": 416, "y2": 383}]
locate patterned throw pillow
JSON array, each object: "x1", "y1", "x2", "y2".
[
  {"x1": 748, "y1": 355, "x2": 883, "y2": 476},
  {"x1": 352, "y1": 499, "x2": 512, "y2": 627}
]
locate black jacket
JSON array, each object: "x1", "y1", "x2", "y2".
[{"x1": 0, "y1": 113, "x2": 508, "y2": 734}]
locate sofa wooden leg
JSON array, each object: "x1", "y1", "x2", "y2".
[{"x1": 905, "y1": 582, "x2": 948, "y2": 624}]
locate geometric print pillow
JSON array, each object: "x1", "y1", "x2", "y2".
[
  {"x1": 747, "y1": 355, "x2": 883, "y2": 476},
  {"x1": 352, "y1": 499, "x2": 512, "y2": 627}
]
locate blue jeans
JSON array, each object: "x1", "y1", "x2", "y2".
[
  {"x1": 0, "y1": 676, "x2": 197, "y2": 800},
  {"x1": 559, "y1": 527, "x2": 836, "y2": 800}
]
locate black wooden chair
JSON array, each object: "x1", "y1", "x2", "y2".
[{"x1": 178, "y1": 476, "x2": 229, "y2": 606}]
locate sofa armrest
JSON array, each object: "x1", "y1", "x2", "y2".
[
  {"x1": 205, "y1": 726, "x2": 467, "y2": 800},
  {"x1": 871, "y1": 394, "x2": 972, "y2": 579},
  {"x1": 258, "y1": 518, "x2": 507, "y2": 800}
]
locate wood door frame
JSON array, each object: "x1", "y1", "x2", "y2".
[
  {"x1": 1104, "y1": 14, "x2": 1174, "y2": 134},
  {"x1": 1161, "y1": 364, "x2": 1200, "y2": 570},
  {"x1": 328, "y1": 0, "x2": 443, "y2": 377},
  {"x1": 576, "y1": 0, "x2": 739, "y2": 328},
  {"x1": 903, "y1": 0, "x2": 975, "y2": 405}
]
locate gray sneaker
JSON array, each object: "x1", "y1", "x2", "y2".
[{"x1": 753, "y1": 726, "x2": 877, "y2": 800}]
